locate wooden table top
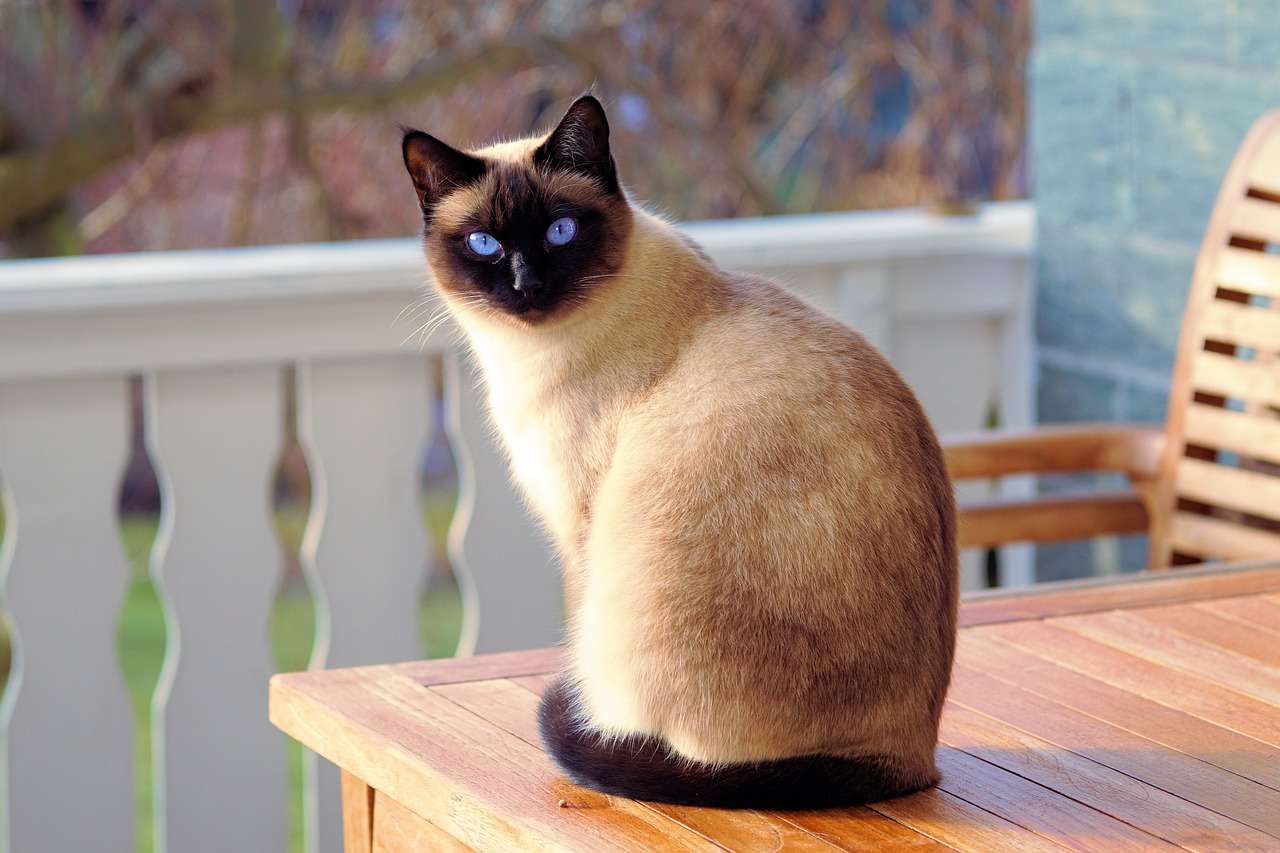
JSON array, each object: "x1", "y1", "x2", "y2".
[{"x1": 271, "y1": 563, "x2": 1280, "y2": 851}]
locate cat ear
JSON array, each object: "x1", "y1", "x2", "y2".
[
  {"x1": 401, "y1": 129, "x2": 486, "y2": 216},
  {"x1": 533, "y1": 95, "x2": 619, "y2": 193}
]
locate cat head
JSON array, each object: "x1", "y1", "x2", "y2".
[{"x1": 402, "y1": 95, "x2": 632, "y2": 325}]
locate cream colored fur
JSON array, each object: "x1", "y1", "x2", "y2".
[{"x1": 428, "y1": 135, "x2": 956, "y2": 779}]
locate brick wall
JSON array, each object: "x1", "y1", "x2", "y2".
[{"x1": 1030, "y1": 1, "x2": 1280, "y2": 579}]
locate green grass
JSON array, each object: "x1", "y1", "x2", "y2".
[{"x1": 0, "y1": 495, "x2": 461, "y2": 853}]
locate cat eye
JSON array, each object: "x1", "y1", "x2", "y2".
[
  {"x1": 466, "y1": 232, "x2": 502, "y2": 258},
  {"x1": 546, "y1": 217, "x2": 577, "y2": 247}
]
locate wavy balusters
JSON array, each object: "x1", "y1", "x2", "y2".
[
  {"x1": 0, "y1": 377, "x2": 134, "y2": 853},
  {"x1": 295, "y1": 355, "x2": 429, "y2": 853},
  {"x1": 145, "y1": 367, "x2": 285, "y2": 853}
]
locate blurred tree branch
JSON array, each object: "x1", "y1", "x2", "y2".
[{"x1": 0, "y1": 26, "x2": 601, "y2": 246}]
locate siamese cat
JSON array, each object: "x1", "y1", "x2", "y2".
[{"x1": 401, "y1": 95, "x2": 957, "y2": 808}]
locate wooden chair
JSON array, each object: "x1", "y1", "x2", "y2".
[{"x1": 945, "y1": 110, "x2": 1280, "y2": 569}]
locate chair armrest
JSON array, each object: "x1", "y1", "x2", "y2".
[{"x1": 943, "y1": 424, "x2": 1166, "y2": 483}]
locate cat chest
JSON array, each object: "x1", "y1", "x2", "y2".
[{"x1": 492, "y1": 403, "x2": 598, "y2": 546}]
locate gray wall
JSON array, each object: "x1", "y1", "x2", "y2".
[{"x1": 1031, "y1": 1, "x2": 1280, "y2": 580}]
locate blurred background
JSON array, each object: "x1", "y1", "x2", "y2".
[
  {"x1": 0, "y1": 0, "x2": 1027, "y2": 259},
  {"x1": 5, "y1": 2, "x2": 1280, "y2": 852}
]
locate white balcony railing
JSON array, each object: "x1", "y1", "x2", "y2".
[{"x1": 0, "y1": 202, "x2": 1033, "y2": 853}]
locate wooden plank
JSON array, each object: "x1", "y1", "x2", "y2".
[
  {"x1": 948, "y1": 661, "x2": 1280, "y2": 838},
  {"x1": 958, "y1": 563, "x2": 1280, "y2": 628},
  {"x1": 1170, "y1": 512, "x2": 1280, "y2": 561},
  {"x1": 1190, "y1": 351, "x2": 1280, "y2": 408},
  {"x1": 976, "y1": 620, "x2": 1280, "y2": 747},
  {"x1": 441, "y1": 677, "x2": 929, "y2": 851},
  {"x1": 342, "y1": 771, "x2": 375, "y2": 853},
  {"x1": 943, "y1": 424, "x2": 1163, "y2": 481},
  {"x1": 957, "y1": 633, "x2": 1280, "y2": 791},
  {"x1": 1200, "y1": 299, "x2": 1280, "y2": 351},
  {"x1": 1202, "y1": 594, "x2": 1280, "y2": 635},
  {"x1": 270, "y1": 668, "x2": 719, "y2": 852},
  {"x1": 868, "y1": 790, "x2": 1065, "y2": 853},
  {"x1": 145, "y1": 366, "x2": 287, "y2": 853},
  {"x1": 1216, "y1": 246, "x2": 1280, "y2": 300},
  {"x1": 296, "y1": 355, "x2": 432, "y2": 853},
  {"x1": 1135, "y1": 603, "x2": 1280, "y2": 666},
  {"x1": 398, "y1": 647, "x2": 563, "y2": 686},
  {"x1": 1053, "y1": 609, "x2": 1280, "y2": 706},
  {"x1": 1183, "y1": 403, "x2": 1280, "y2": 466},
  {"x1": 444, "y1": 350, "x2": 563, "y2": 654},
  {"x1": 372, "y1": 790, "x2": 472, "y2": 853},
  {"x1": 957, "y1": 491, "x2": 1148, "y2": 548},
  {"x1": 931, "y1": 747, "x2": 1175, "y2": 851},
  {"x1": 1228, "y1": 195, "x2": 1280, "y2": 243},
  {"x1": 0, "y1": 376, "x2": 135, "y2": 853},
  {"x1": 942, "y1": 701, "x2": 1277, "y2": 850},
  {"x1": 1176, "y1": 457, "x2": 1280, "y2": 522}
]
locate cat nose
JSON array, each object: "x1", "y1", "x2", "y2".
[{"x1": 510, "y1": 252, "x2": 543, "y2": 293}]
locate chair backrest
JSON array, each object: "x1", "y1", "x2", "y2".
[{"x1": 1149, "y1": 110, "x2": 1280, "y2": 567}]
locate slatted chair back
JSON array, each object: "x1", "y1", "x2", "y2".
[{"x1": 1149, "y1": 109, "x2": 1280, "y2": 566}]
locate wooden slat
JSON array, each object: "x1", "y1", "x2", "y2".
[
  {"x1": 146, "y1": 366, "x2": 286, "y2": 853},
  {"x1": 977, "y1": 620, "x2": 1280, "y2": 747},
  {"x1": 1052, "y1": 610, "x2": 1280, "y2": 706},
  {"x1": 271, "y1": 669, "x2": 719, "y2": 852},
  {"x1": 948, "y1": 661, "x2": 1280, "y2": 838},
  {"x1": 372, "y1": 790, "x2": 472, "y2": 853},
  {"x1": 943, "y1": 424, "x2": 1164, "y2": 481},
  {"x1": 1135, "y1": 603, "x2": 1280, "y2": 666},
  {"x1": 957, "y1": 634, "x2": 1280, "y2": 790},
  {"x1": 1229, "y1": 195, "x2": 1280, "y2": 243},
  {"x1": 869, "y1": 790, "x2": 1066, "y2": 853},
  {"x1": 399, "y1": 647, "x2": 563, "y2": 686},
  {"x1": 958, "y1": 563, "x2": 1280, "y2": 628},
  {"x1": 441, "y1": 677, "x2": 915, "y2": 851},
  {"x1": 1200, "y1": 299, "x2": 1280, "y2": 351},
  {"x1": 296, "y1": 355, "x2": 432, "y2": 853},
  {"x1": 957, "y1": 490, "x2": 1148, "y2": 548},
  {"x1": 1202, "y1": 594, "x2": 1280, "y2": 635},
  {"x1": 942, "y1": 701, "x2": 1278, "y2": 848},
  {"x1": 1190, "y1": 350, "x2": 1280, "y2": 407},
  {"x1": 342, "y1": 771, "x2": 375, "y2": 853},
  {"x1": 1183, "y1": 403, "x2": 1280, "y2": 466},
  {"x1": 1216, "y1": 246, "x2": 1280, "y2": 300},
  {"x1": 0, "y1": 376, "x2": 134, "y2": 853},
  {"x1": 931, "y1": 747, "x2": 1173, "y2": 851},
  {"x1": 1176, "y1": 457, "x2": 1280, "y2": 521},
  {"x1": 1170, "y1": 512, "x2": 1280, "y2": 561},
  {"x1": 444, "y1": 350, "x2": 563, "y2": 654}
]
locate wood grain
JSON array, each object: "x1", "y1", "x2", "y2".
[
  {"x1": 1170, "y1": 512, "x2": 1280, "y2": 562},
  {"x1": 976, "y1": 620, "x2": 1280, "y2": 747},
  {"x1": 1133, "y1": 603, "x2": 1280, "y2": 666},
  {"x1": 1053, "y1": 609, "x2": 1280, "y2": 706},
  {"x1": 947, "y1": 661, "x2": 1280, "y2": 838},
  {"x1": 957, "y1": 633, "x2": 1280, "y2": 791},
  {"x1": 941, "y1": 702, "x2": 1276, "y2": 850},
  {"x1": 341, "y1": 771, "x2": 375, "y2": 853},
  {"x1": 959, "y1": 563, "x2": 1280, "y2": 627},
  {"x1": 372, "y1": 790, "x2": 472, "y2": 853},
  {"x1": 956, "y1": 491, "x2": 1148, "y2": 548}
]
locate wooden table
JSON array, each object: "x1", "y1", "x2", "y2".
[{"x1": 270, "y1": 563, "x2": 1280, "y2": 851}]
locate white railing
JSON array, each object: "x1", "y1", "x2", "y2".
[{"x1": 0, "y1": 202, "x2": 1033, "y2": 853}]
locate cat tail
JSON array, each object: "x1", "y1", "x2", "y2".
[{"x1": 537, "y1": 676, "x2": 933, "y2": 809}]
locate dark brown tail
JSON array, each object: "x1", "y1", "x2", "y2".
[{"x1": 538, "y1": 676, "x2": 930, "y2": 809}]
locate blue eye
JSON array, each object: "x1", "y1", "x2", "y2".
[
  {"x1": 466, "y1": 232, "x2": 501, "y2": 257},
  {"x1": 546, "y1": 217, "x2": 577, "y2": 246}
]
